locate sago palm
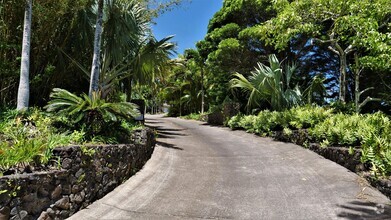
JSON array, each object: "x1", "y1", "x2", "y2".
[
  {"x1": 45, "y1": 88, "x2": 140, "y2": 134},
  {"x1": 230, "y1": 54, "x2": 303, "y2": 111}
]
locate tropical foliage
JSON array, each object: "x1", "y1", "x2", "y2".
[
  {"x1": 250, "y1": 0, "x2": 391, "y2": 107},
  {"x1": 0, "y1": 0, "x2": 183, "y2": 172},
  {"x1": 171, "y1": 0, "x2": 390, "y2": 115},
  {"x1": 227, "y1": 105, "x2": 333, "y2": 133},
  {"x1": 0, "y1": 0, "x2": 180, "y2": 108},
  {"x1": 230, "y1": 54, "x2": 303, "y2": 111},
  {"x1": 0, "y1": 109, "x2": 84, "y2": 173},
  {"x1": 45, "y1": 88, "x2": 140, "y2": 135},
  {"x1": 1, "y1": 0, "x2": 391, "y2": 179}
]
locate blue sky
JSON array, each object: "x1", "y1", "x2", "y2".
[{"x1": 152, "y1": 0, "x2": 223, "y2": 55}]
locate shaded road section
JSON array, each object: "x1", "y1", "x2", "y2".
[{"x1": 70, "y1": 114, "x2": 390, "y2": 219}]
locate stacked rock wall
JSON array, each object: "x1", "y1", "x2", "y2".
[{"x1": 0, "y1": 128, "x2": 155, "y2": 220}]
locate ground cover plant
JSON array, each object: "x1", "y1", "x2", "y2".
[
  {"x1": 0, "y1": 108, "x2": 84, "y2": 174},
  {"x1": 310, "y1": 112, "x2": 391, "y2": 176}
]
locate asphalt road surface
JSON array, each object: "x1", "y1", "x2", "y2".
[{"x1": 69, "y1": 114, "x2": 390, "y2": 219}]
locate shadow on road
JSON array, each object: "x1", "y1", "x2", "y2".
[
  {"x1": 145, "y1": 119, "x2": 186, "y2": 151},
  {"x1": 337, "y1": 201, "x2": 391, "y2": 219},
  {"x1": 143, "y1": 121, "x2": 161, "y2": 124},
  {"x1": 146, "y1": 124, "x2": 187, "y2": 140},
  {"x1": 199, "y1": 122, "x2": 225, "y2": 128},
  {"x1": 158, "y1": 130, "x2": 187, "y2": 138},
  {"x1": 156, "y1": 141, "x2": 183, "y2": 150}
]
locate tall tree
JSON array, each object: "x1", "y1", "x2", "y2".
[
  {"x1": 89, "y1": 0, "x2": 104, "y2": 97},
  {"x1": 17, "y1": 0, "x2": 33, "y2": 110},
  {"x1": 196, "y1": 0, "x2": 278, "y2": 107},
  {"x1": 253, "y1": 0, "x2": 391, "y2": 103}
]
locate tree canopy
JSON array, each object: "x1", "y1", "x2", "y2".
[{"x1": 0, "y1": 0, "x2": 182, "y2": 108}]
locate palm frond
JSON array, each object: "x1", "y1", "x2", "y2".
[{"x1": 230, "y1": 54, "x2": 304, "y2": 111}]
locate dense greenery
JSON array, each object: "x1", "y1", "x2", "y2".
[
  {"x1": 0, "y1": 0, "x2": 184, "y2": 172},
  {"x1": 0, "y1": 0, "x2": 179, "y2": 108},
  {"x1": 0, "y1": 106, "x2": 144, "y2": 174},
  {"x1": 158, "y1": 1, "x2": 391, "y2": 179},
  {"x1": 230, "y1": 54, "x2": 303, "y2": 111},
  {"x1": 247, "y1": 0, "x2": 391, "y2": 111},
  {"x1": 166, "y1": 0, "x2": 390, "y2": 116},
  {"x1": 1, "y1": 0, "x2": 391, "y2": 180},
  {"x1": 228, "y1": 105, "x2": 333, "y2": 134},
  {"x1": 0, "y1": 109, "x2": 81, "y2": 172},
  {"x1": 159, "y1": 50, "x2": 206, "y2": 116},
  {"x1": 45, "y1": 88, "x2": 140, "y2": 138}
]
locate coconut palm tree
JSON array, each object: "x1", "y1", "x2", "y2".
[
  {"x1": 230, "y1": 54, "x2": 303, "y2": 111},
  {"x1": 17, "y1": 0, "x2": 33, "y2": 110}
]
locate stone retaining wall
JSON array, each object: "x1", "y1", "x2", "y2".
[{"x1": 0, "y1": 128, "x2": 155, "y2": 220}]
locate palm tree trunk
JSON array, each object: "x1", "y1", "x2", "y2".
[
  {"x1": 201, "y1": 67, "x2": 205, "y2": 114},
  {"x1": 89, "y1": 0, "x2": 104, "y2": 97},
  {"x1": 17, "y1": 0, "x2": 32, "y2": 110}
]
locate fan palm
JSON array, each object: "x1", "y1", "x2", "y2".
[{"x1": 230, "y1": 54, "x2": 303, "y2": 111}]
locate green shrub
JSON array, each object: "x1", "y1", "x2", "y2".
[
  {"x1": 309, "y1": 113, "x2": 363, "y2": 146},
  {"x1": 239, "y1": 115, "x2": 257, "y2": 132},
  {"x1": 182, "y1": 113, "x2": 208, "y2": 121},
  {"x1": 359, "y1": 113, "x2": 391, "y2": 176},
  {"x1": 289, "y1": 105, "x2": 333, "y2": 129},
  {"x1": 253, "y1": 111, "x2": 282, "y2": 134},
  {"x1": 227, "y1": 114, "x2": 244, "y2": 129}
]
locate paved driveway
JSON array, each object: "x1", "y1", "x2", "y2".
[{"x1": 69, "y1": 114, "x2": 390, "y2": 219}]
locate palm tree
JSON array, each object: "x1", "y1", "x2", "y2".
[
  {"x1": 89, "y1": 0, "x2": 104, "y2": 97},
  {"x1": 17, "y1": 0, "x2": 33, "y2": 110},
  {"x1": 184, "y1": 49, "x2": 206, "y2": 113},
  {"x1": 60, "y1": 0, "x2": 175, "y2": 101},
  {"x1": 91, "y1": 35, "x2": 176, "y2": 100},
  {"x1": 124, "y1": 36, "x2": 176, "y2": 98},
  {"x1": 230, "y1": 54, "x2": 303, "y2": 111}
]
